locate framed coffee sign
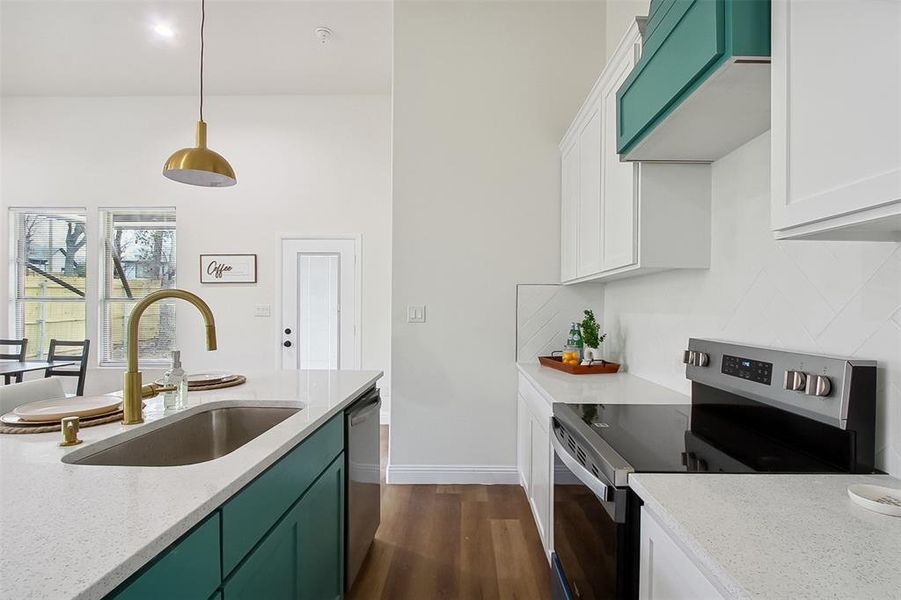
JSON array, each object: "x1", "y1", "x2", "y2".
[{"x1": 200, "y1": 254, "x2": 257, "y2": 284}]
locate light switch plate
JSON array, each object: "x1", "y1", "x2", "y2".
[
  {"x1": 407, "y1": 305, "x2": 426, "y2": 323},
  {"x1": 254, "y1": 304, "x2": 271, "y2": 317}
]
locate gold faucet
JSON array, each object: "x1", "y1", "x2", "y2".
[{"x1": 123, "y1": 289, "x2": 217, "y2": 425}]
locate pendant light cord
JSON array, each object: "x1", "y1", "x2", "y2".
[{"x1": 199, "y1": 0, "x2": 205, "y2": 122}]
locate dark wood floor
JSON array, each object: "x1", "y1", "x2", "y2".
[{"x1": 348, "y1": 427, "x2": 551, "y2": 600}]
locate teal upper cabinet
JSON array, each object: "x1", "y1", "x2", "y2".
[{"x1": 617, "y1": 0, "x2": 771, "y2": 162}]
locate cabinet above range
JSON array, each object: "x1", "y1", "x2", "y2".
[
  {"x1": 560, "y1": 19, "x2": 711, "y2": 285},
  {"x1": 616, "y1": 0, "x2": 771, "y2": 163}
]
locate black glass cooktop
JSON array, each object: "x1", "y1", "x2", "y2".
[
  {"x1": 566, "y1": 403, "x2": 693, "y2": 473},
  {"x1": 558, "y1": 382, "x2": 856, "y2": 475}
]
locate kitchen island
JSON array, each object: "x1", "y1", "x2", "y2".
[{"x1": 0, "y1": 369, "x2": 382, "y2": 600}]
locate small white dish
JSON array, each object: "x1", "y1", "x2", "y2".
[
  {"x1": 187, "y1": 371, "x2": 234, "y2": 384},
  {"x1": 848, "y1": 484, "x2": 901, "y2": 517}
]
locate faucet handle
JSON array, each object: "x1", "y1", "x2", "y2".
[
  {"x1": 141, "y1": 383, "x2": 178, "y2": 400},
  {"x1": 60, "y1": 416, "x2": 83, "y2": 447}
]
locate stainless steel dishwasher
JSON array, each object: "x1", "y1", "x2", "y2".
[{"x1": 345, "y1": 387, "x2": 382, "y2": 590}]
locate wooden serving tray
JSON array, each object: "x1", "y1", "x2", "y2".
[{"x1": 539, "y1": 355, "x2": 621, "y2": 375}]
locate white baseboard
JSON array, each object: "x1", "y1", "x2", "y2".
[{"x1": 386, "y1": 464, "x2": 519, "y2": 485}]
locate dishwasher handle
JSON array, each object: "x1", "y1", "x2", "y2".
[{"x1": 349, "y1": 390, "x2": 381, "y2": 426}]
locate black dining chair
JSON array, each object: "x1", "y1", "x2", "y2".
[
  {"x1": 1, "y1": 338, "x2": 28, "y2": 385},
  {"x1": 45, "y1": 339, "x2": 90, "y2": 397}
]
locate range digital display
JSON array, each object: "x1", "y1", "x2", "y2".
[{"x1": 722, "y1": 354, "x2": 772, "y2": 385}]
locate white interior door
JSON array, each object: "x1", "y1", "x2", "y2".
[{"x1": 281, "y1": 238, "x2": 358, "y2": 370}]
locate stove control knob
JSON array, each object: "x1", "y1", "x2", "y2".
[
  {"x1": 783, "y1": 370, "x2": 807, "y2": 391},
  {"x1": 694, "y1": 352, "x2": 710, "y2": 367},
  {"x1": 805, "y1": 374, "x2": 832, "y2": 397},
  {"x1": 682, "y1": 350, "x2": 692, "y2": 365}
]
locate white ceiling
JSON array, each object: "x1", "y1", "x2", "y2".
[{"x1": 0, "y1": 0, "x2": 393, "y2": 96}]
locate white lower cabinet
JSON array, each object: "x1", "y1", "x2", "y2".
[
  {"x1": 528, "y1": 411, "x2": 551, "y2": 544},
  {"x1": 516, "y1": 375, "x2": 553, "y2": 556},
  {"x1": 560, "y1": 20, "x2": 711, "y2": 284},
  {"x1": 639, "y1": 507, "x2": 724, "y2": 600}
]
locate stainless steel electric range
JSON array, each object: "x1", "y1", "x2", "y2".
[{"x1": 550, "y1": 339, "x2": 877, "y2": 600}]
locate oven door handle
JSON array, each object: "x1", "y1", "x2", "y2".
[{"x1": 551, "y1": 425, "x2": 612, "y2": 503}]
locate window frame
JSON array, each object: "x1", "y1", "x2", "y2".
[
  {"x1": 98, "y1": 207, "x2": 177, "y2": 368},
  {"x1": 8, "y1": 208, "x2": 88, "y2": 360}
]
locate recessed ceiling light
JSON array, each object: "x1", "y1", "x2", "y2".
[{"x1": 153, "y1": 23, "x2": 176, "y2": 39}]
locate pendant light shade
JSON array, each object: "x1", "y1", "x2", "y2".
[
  {"x1": 162, "y1": 0, "x2": 236, "y2": 187},
  {"x1": 163, "y1": 121, "x2": 236, "y2": 187}
]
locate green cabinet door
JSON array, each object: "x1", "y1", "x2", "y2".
[
  {"x1": 110, "y1": 513, "x2": 221, "y2": 600},
  {"x1": 221, "y1": 415, "x2": 344, "y2": 575},
  {"x1": 297, "y1": 452, "x2": 345, "y2": 600},
  {"x1": 223, "y1": 510, "x2": 301, "y2": 600},
  {"x1": 223, "y1": 454, "x2": 345, "y2": 600}
]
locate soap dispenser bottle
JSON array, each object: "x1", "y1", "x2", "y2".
[
  {"x1": 170, "y1": 350, "x2": 188, "y2": 409},
  {"x1": 162, "y1": 355, "x2": 177, "y2": 410}
]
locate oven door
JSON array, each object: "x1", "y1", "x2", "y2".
[{"x1": 551, "y1": 418, "x2": 630, "y2": 600}]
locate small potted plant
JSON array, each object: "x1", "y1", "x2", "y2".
[{"x1": 580, "y1": 309, "x2": 606, "y2": 363}]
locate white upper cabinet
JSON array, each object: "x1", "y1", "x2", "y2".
[
  {"x1": 578, "y1": 108, "x2": 604, "y2": 276},
  {"x1": 560, "y1": 20, "x2": 712, "y2": 284},
  {"x1": 601, "y1": 53, "x2": 637, "y2": 272},
  {"x1": 560, "y1": 141, "x2": 579, "y2": 281},
  {"x1": 771, "y1": 0, "x2": 901, "y2": 240}
]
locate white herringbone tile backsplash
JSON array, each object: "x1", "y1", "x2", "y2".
[{"x1": 602, "y1": 133, "x2": 901, "y2": 476}]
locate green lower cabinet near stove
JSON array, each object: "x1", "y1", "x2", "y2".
[
  {"x1": 616, "y1": 0, "x2": 770, "y2": 161},
  {"x1": 105, "y1": 409, "x2": 349, "y2": 600},
  {"x1": 223, "y1": 454, "x2": 345, "y2": 600}
]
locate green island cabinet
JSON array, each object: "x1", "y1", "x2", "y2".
[
  {"x1": 616, "y1": 0, "x2": 771, "y2": 162},
  {"x1": 108, "y1": 413, "x2": 345, "y2": 600}
]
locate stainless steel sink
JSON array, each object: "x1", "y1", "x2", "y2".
[{"x1": 63, "y1": 405, "x2": 302, "y2": 467}]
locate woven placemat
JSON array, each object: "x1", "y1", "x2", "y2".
[
  {"x1": 0, "y1": 411, "x2": 124, "y2": 435},
  {"x1": 188, "y1": 375, "x2": 247, "y2": 392}
]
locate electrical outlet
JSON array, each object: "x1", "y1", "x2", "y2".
[
  {"x1": 407, "y1": 305, "x2": 426, "y2": 323},
  {"x1": 254, "y1": 304, "x2": 271, "y2": 318}
]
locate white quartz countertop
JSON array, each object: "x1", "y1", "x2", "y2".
[
  {"x1": 517, "y1": 362, "x2": 689, "y2": 405},
  {"x1": 0, "y1": 369, "x2": 382, "y2": 600},
  {"x1": 629, "y1": 473, "x2": 901, "y2": 600}
]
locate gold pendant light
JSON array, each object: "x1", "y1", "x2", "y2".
[{"x1": 163, "y1": 0, "x2": 236, "y2": 187}]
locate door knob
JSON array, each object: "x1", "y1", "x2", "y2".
[{"x1": 283, "y1": 340, "x2": 292, "y2": 348}]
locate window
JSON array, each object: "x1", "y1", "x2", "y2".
[
  {"x1": 100, "y1": 208, "x2": 176, "y2": 366},
  {"x1": 9, "y1": 209, "x2": 87, "y2": 359}
]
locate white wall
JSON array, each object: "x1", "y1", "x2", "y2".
[
  {"x1": 606, "y1": 0, "x2": 649, "y2": 58},
  {"x1": 0, "y1": 95, "x2": 392, "y2": 399},
  {"x1": 603, "y1": 132, "x2": 901, "y2": 476},
  {"x1": 390, "y1": 1, "x2": 607, "y2": 481}
]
